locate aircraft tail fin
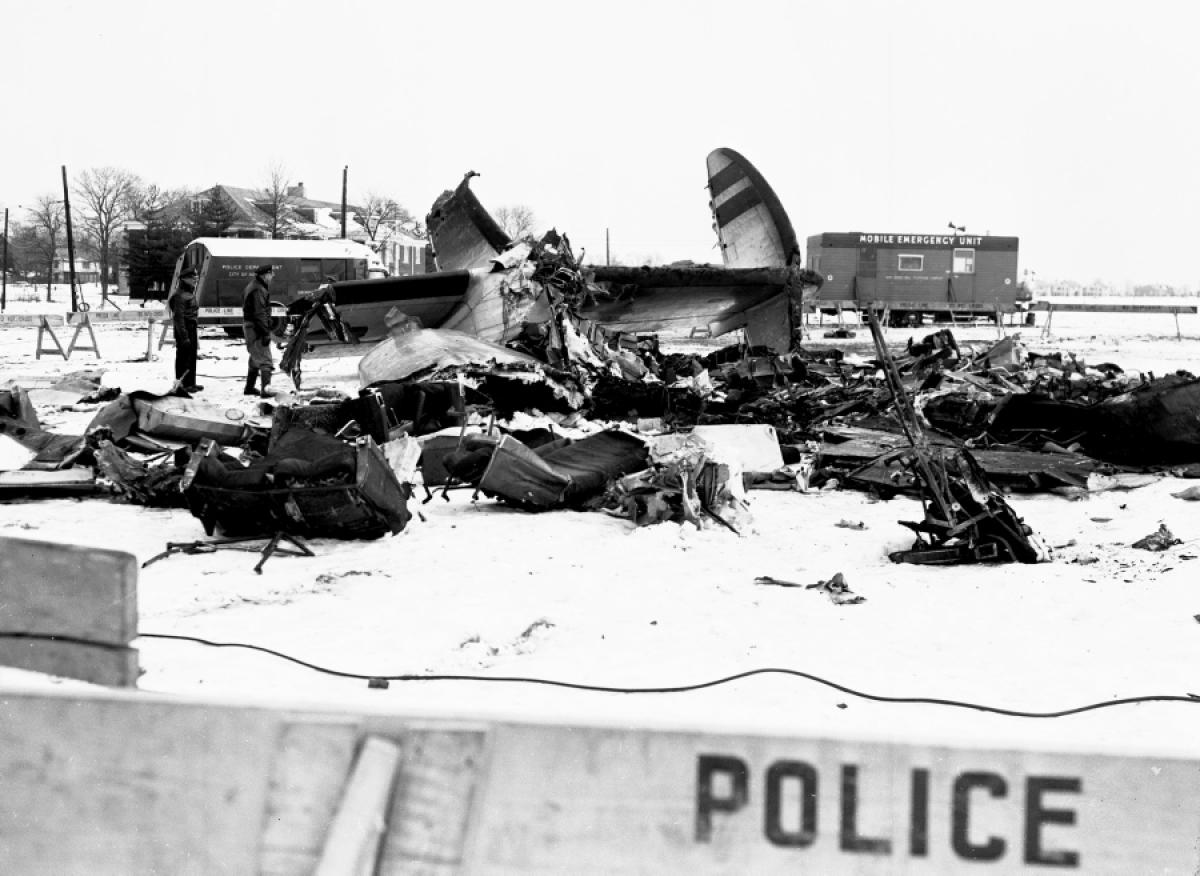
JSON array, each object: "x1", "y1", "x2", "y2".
[{"x1": 706, "y1": 148, "x2": 799, "y2": 270}]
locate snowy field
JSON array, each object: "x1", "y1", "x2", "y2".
[{"x1": 3, "y1": 287, "x2": 1200, "y2": 760}]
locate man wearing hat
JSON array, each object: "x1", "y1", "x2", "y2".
[
  {"x1": 242, "y1": 264, "x2": 277, "y2": 396},
  {"x1": 167, "y1": 268, "x2": 202, "y2": 392}
]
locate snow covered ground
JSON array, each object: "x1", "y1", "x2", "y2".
[{"x1": 3, "y1": 290, "x2": 1200, "y2": 760}]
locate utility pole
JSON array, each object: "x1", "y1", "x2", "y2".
[
  {"x1": 341, "y1": 166, "x2": 348, "y2": 239},
  {"x1": 62, "y1": 165, "x2": 80, "y2": 312},
  {"x1": 605, "y1": 228, "x2": 610, "y2": 266},
  {"x1": 2, "y1": 207, "x2": 8, "y2": 312}
]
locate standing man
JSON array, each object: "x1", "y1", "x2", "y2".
[
  {"x1": 168, "y1": 268, "x2": 202, "y2": 392},
  {"x1": 242, "y1": 264, "x2": 276, "y2": 396}
]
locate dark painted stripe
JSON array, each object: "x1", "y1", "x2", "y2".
[
  {"x1": 715, "y1": 148, "x2": 799, "y2": 261},
  {"x1": 714, "y1": 187, "x2": 763, "y2": 228},
  {"x1": 708, "y1": 162, "x2": 746, "y2": 198},
  {"x1": 330, "y1": 271, "x2": 472, "y2": 306}
]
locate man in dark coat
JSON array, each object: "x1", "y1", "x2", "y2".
[
  {"x1": 167, "y1": 268, "x2": 202, "y2": 392},
  {"x1": 242, "y1": 264, "x2": 276, "y2": 396}
]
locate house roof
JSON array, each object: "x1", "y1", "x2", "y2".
[{"x1": 190, "y1": 184, "x2": 370, "y2": 241}]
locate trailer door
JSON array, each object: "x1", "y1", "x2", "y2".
[
  {"x1": 854, "y1": 244, "x2": 878, "y2": 302},
  {"x1": 951, "y1": 246, "x2": 975, "y2": 302}
]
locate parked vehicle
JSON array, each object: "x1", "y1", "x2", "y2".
[
  {"x1": 806, "y1": 231, "x2": 1020, "y2": 326},
  {"x1": 168, "y1": 238, "x2": 389, "y2": 332}
]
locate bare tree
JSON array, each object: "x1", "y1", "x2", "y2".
[
  {"x1": 355, "y1": 192, "x2": 422, "y2": 243},
  {"x1": 26, "y1": 196, "x2": 65, "y2": 302},
  {"x1": 255, "y1": 164, "x2": 299, "y2": 239},
  {"x1": 494, "y1": 204, "x2": 538, "y2": 241},
  {"x1": 126, "y1": 182, "x2": 192, "y2": 222},
  {"x1": 74, "y1": 166, "x2": 140, "y2": 304}
]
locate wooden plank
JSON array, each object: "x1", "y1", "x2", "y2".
[
  {"x1": 0, "y1": 638, "x2": 137, "y2": 687},
  {"x1": 378, "y1": 729, "x2": 488, "y2": 875},
  {"x1": 0, "y1": 535, "x2": 137, "y2": 645},
  {"x1": 314, "y1": 736, "x2": 402, "y2": 876},
  {"x1": 67, "y1": 309, "x2": 165, "y2": 323},
  {"x1": 465, "y1": 724, "x2": 1200, "y2": 873},
  {"x1": 0, "y1": 535, "x2": 138, "y2": 685},
  {"x1": 0, "y1": 313, "x2": 66, "y2": 326},
  {"x1": 0, "y1": 691, "x2": 281, "y2": 874},
  {"x1": 1031, "y1": 301, "x2": 1198, "y2": 314},
  {"x1": 258, "y1": 719, "x2": 361, "y2": 876},
  {"x1": 4, "y1": 688, "x2": 1200, "y2": 872},
  {"x1": 199, "y1": 306, "x2": 286, "y2": 319}
]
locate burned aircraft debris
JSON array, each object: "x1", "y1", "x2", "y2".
[
  {"x1": 184, "y1": 432, "x2": 411, "y2": 541},
  {"x1": 863, "y1": 312, "x2": 1047, "y2": 565},
  {"x1": 2, "y1": 150, "x2": 1199, "y2": 569}
]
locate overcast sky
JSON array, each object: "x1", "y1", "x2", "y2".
[{"x1": 3, "y1": 0, "x2": 1197, "y2": 287}]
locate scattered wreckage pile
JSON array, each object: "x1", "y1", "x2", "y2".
[{"x1": 4, "y1": 237, "x2": 1200, "y2": 570}]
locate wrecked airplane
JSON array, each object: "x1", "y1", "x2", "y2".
[
  {"x1": 291, "y1": 148, "x2": 822, "y2": 352},
  {"x1": 4, "y1": 149, "x2": 1200, "y2": 570}
]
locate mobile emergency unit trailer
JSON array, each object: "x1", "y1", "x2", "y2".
[
  {"x1": 806, "y1": 232, "x2": 1020, "y2": 325},
  {"x1": 169, "y1": 237, "x2": 389, "y2": 330}
]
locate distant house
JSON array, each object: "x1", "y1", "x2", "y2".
[
  {"x1": 376, "y1": 229, "x2": 430, "y2": 277},
  {"x1": 180, "y1": 183, "x2": 430, "y2": 275},
  {"x1": 183, "y1": 182, "x2": 371, "y2": 242},
  {"x1": 117, "y1": 183, "x2": 430, "y2": 295},
  {"x1": 52, "y1": 249, "x2": 100, "y2": 284}
]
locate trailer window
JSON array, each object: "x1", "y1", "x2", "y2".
[
  {"x1": 952, "y1": 248, "x2": 975, "y2": 274},
  {"x1": 898, "y1": 254, "x2": 924, "y2": 271},
  {"x1": 299, "y1": 259, "x2": 322, "y2": 284}
]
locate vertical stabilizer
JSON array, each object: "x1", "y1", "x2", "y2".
[{"x1": 706, "y1": 148, "x2": 799, "y2": 269}]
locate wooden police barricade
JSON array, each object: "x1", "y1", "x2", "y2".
[
  {"x1": 157, "y1": 317, "x2": 174, "y2": 351},
  {"x1": 198, "y1": 306, "x2": 244, "y2": 322},
  {"x1": 1, "y1": 683, "x2": 1200, "y2": 872},
  {"x1": 64, "y1": 308, "x2": 167, "y2": 360},
  {"x1": 198, "y1": 305, "x2": 288, "y2": 322},
  {"x1": 1034, "y1": 300, "x2": 1198, "y2": 340},
  {"x1": 0, "y1": 312, "x2": 70, "y2": 358},
  {"x1": 64, "y1": 309, "x2": 101, "y2": 358}
]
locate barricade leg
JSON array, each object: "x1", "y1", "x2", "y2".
[
  {"x1": 66, "y1": 314, "x2": 101, "y2": 359},
  {"x1": 35, "y1": 317, "x2": 68, "y2": 360}
]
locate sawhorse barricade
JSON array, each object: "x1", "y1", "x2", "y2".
[
  {"x1": 2, "y1": 305, "x2": 286, "y2": 362},
  {"x1": 0, "y1": 312, "x2": 73, "y2": 357},
  {"x1": 64, "y1": 311, "x2": 101, "y2": 359},
  {"x1": 0, "y1": 309, "x2": 170, "y2": 361},
  {"x1": 66, "y1": 308, "x2": 167, "y2": 361},
  {"x1": 0, "y1": 313, "x2": 70, "y2": 359},
  {"x1": 1034, "y1": 300, "x2": 1199, "y2": 341}
]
